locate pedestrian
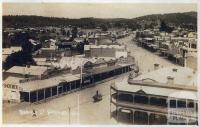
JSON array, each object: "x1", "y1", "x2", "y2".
[{"x1": 32, "y1": 109, "x2": 37, "y2": 117}]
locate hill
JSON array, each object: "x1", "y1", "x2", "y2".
[
  {"x1": 3, "y1": 11, "x2": 197, "y2": 31},
  {"x1": 133, "y1": 11, "x2": 197, "y2": 30}
]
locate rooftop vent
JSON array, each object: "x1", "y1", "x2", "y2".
[
  {"x1": 167, "y1": 76, "x2": 174, "y2": 85},
  {"x1": 172, "y1": 68, "x2": 178, "y2": 72},
  {"x1": 154, "y1": 63, "x2": 160, "y2": 70}
]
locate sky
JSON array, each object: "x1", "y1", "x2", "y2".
[{"x1": 3, "y1": 3, "x2": 197, "y2": 19}]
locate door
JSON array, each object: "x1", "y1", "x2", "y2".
[
  {"x1": 10, "y1": 91, "x2": 18, "y2": 102},
  {"x1": 58, "y1": 85, "x2": 63, "y2": 95}
]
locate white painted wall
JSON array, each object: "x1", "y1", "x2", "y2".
[{"x1": 115, "y1": 51, "x2": 128, "y2": 58}]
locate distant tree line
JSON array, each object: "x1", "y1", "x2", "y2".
[
  {"x1": 3, "y1": 11, "x2": 197, "y2": 31},
  {"x1": 159, "y1": 20, "x2": 174, "y2": 33}
]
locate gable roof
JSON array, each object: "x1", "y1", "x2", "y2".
[{"x1": 6, "y1": 66, "x2": 48, "y2": 76}]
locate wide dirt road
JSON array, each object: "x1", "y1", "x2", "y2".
[
  {"x1": 3, "y1": 35, "x2": 178, "y2": 124},
  {"x1": 117, "y1": 34, "x2": 178, "y2": 73}
]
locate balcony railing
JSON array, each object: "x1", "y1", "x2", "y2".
[{"x1": 111, "y1": 99, "x2": 197, "y2": 119}]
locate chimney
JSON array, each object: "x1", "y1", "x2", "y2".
[
  {"x1": 128, "y1": 51, "x2": 131, "y2": 57},
  {"x1": 172, "y1": 68, "x2": 178, "y2": 72},
  {"x1": 154, "y1": 63, "x2": 159, "y2": 70},
  {"x1": 167, "y1": 76, "x2": 174, "y2": 85}
]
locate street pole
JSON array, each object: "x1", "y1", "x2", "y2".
[
  {"x1": 77, "y1": 93, "x2": 80, "y2": 124},
  {"x1": 68, "y1": 106, "x2": 71, "y2": 125}
]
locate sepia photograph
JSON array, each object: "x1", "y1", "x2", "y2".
[{"x1": 1, "y1": 1, "x2": 198, "y2": 126}]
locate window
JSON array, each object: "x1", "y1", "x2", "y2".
[
  {"x1": 150, "y1": 97, "x2": 158, "y2": 105},
  {"x1": 150, "y1": 97, "x2": 167, "y2": 107},
  {"x1": 177, "y1": 100, "x2": 186, "y2": 108},
  {"x1": 38, "y1": 89, "x2": 44, "y2": 100},
  {"x1": 118, "y1": 93, "x2": 133, "y2": 102},
  {"x1": 134, "y1": 95, "x2": 148, "y2": 104},
  {"x1": 187, "y1": 101, "x2": 194, "y2": 108},
  {"x1": 160, "y1": 98, "x2": 167, "y2": 107},
  {"x1": 45, "y1": 88, "x2": 51, "y2": 98},
  {"x1": 76, "y1": 80, "x2": 80, "y2": 89},
  {"x1": 20, "y1": 92, "x2": 29, "y2": 102},
  {"x1": 52, "y1": 86, "x2": 57, "y2": 96},
  {"x1": 170, "y1": 100, "x2": 176, "y2": 108},
  {"x1": 71, "y1": 81, "x2": 76, "y2": 90},
  {"x1": 30, "y1": 91, "x2": 37, "y2": 102},
  {"x1": 196, "y1": 103, "x2": 198, "y2": 112}
]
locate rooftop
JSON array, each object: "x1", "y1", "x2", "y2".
[
  {"x1": 133, "y1": 66, "x2": 196, "y2": 86},
  {"x1": 4, "y1": 76, "x2": 24, "y2": 85},
  {"x1": 20, "y1": 74, "x2": 81, "y2": 92},
  {"x1": 3, "y1": 47, "x2": 22, "y2": 55},
  {"x1": 85, "y1": 44, "x2": 125, "y2": 50},
  {"x1": 115, "y1": 66, "x2": 197, "y2": 100},
  {"x1": 6, "y1": 66, "x2": 48, "y2": 76},
  {"x1": 59, "y1": 56, "x2": 117, "y2": 70}
]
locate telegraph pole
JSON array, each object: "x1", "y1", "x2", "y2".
[{"x1": 68, "y1": 106, "x2": 71, "y2": 124}]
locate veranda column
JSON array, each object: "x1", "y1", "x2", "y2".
[
  {"x1": 132, "y1": 109, "x2": 135, "y2": 124},
  {"x1": 147, "y1": 112, "x2": 150, "y2": 125},
  {"x1": 116, "y1": 106, "x2": 118, "y2": 123},
  {"x1": 148, "y1": 95, "x2": 150, "y2": 105},
  {"x1": 116, "y1": 90, "x2": 119, "y2": 123},
  {"x1": 50, "y1": 87, "x2": 52, "y2": 97},
  {"x1": 132, "y1": 93, "x2": 135, "y2": 104},
  {"x1": 36, "y1": 91, "x2": 38, "y2": 102},
  {"x1": 44, "y1": 89, "x2": 46, "y2": 101},
  {"x1": 29, "y1": 92, "x2": 31, "y2": 104},
  {"x1": 57, "y1": 86, "x2": 58, "y2": 96}
]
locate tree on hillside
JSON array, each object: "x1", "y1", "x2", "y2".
[
  {"x1": 21, "y1": 39, "x2": 33, "y2": 53},
  {"x1": 71, "y1": 26, "x2": 78, "y2": 38},
  {"x1": 100, "y1": 24, "x2": 108, "y2": 31},
  {"x1": 159, "y1": 20, "x2": 173, "y2": 33}
]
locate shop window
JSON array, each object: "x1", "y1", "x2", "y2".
[
  {"x1": 177, "y1": 100, "x2": 186, "y2": 108},
  {"x1": 170, "y1": 100, "x2": 176, "y2": 108}
]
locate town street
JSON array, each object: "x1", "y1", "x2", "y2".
[
  {"x1": 117, "y1": 34, "x2": 178, "y2": 73},
  {"x1": 3, "y1": 35, "x2": 179, "y2": 124}
]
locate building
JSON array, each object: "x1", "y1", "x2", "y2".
[
  {"x1": 187, "y1": 32, "x2": 197, "y2": 38},
  {"x1": 3, "y1": 66, "x2": 48, "y2": 80},
  {"x1": 110, "y1": 66, "x2": 198, "y2": 125},
  {"x1": 3, "y1": 66, "x2": 47, "y2": 102},
  {"x1": 3, "y1": 76, "x2": 24, "y2": 102},
  {"x1": 3, "y1": 55, "x2": 136, "y2": 103},
  {"x1": 135, "y1": 30, "x2": 197, "y2": 67},
  {"x1": 137, "y1": 38, "x2": 159, "y2": 52},
  {"x1": 34, "y1": 37, "x2": 72, "y2": 58},
  {"x1": 182, "y1": 48, "x2": 197, "y2": 71},
  {"x1": 33, "y1": 46, "x2": 65, "y2": 58},
  {"x1": 84, "y1": 45, "x2": 127, "y2": 58},
  {"x1": 19, "y1": 73, "x2": 81, "y2": 103}
]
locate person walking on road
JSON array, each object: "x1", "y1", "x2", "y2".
[{"x1": 32, "y1": 109, "x2": 37, "y2": 117}]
